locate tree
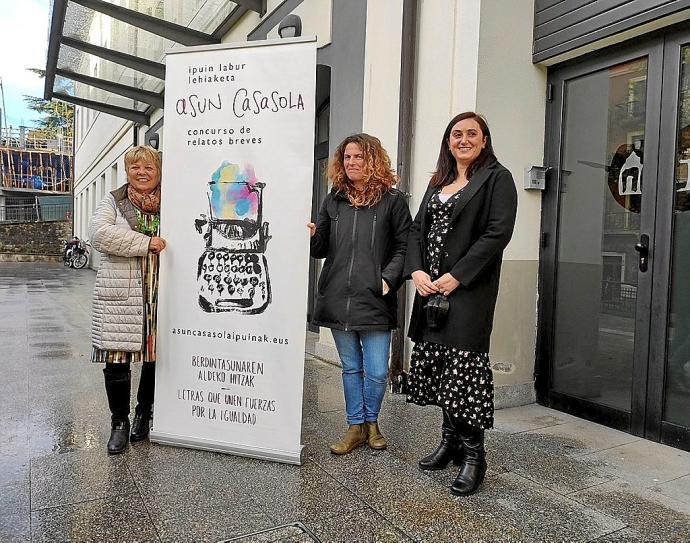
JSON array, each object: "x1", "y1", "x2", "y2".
[{"x1": 22, "y1": 69, "x2": 74, "y2": 138}]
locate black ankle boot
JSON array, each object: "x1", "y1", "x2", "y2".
[
  {"x1": 419, "y1": 409, "x2": 463, "y2": 470},
  {"x1": 131, "y1": 362, "x2": 155, "y2": 442},
  {"x1": 108, "y1": 419, "x2": 130, "y2": 454},
  {"x1": 103, "y1": 364, "x2": 131, "y2": 455},
  {"x1": 450, "y1": 422, "x2": 487, "y2": 496},
  {"x1": 130, "y1": 412, "x2": 151, "y2": 442}
]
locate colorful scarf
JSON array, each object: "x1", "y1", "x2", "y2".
[{"x1": 127, "y1": 184, "x2": 161, "y2": 213}]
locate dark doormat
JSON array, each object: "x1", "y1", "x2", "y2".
[{"x1": 218, "y1": 522, "x2": 321, "y2": 542}]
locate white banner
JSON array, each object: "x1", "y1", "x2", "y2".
[{"x1": 152, "y1": 38, "x2": 316, "y2": 464}]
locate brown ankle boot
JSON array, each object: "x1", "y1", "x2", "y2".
[
  {"x1": 330, "y1": 424, "x2": 367, "y2": 455},
  {"x1": 365, "y1": 421, "x2": 387, "y2": 450}
]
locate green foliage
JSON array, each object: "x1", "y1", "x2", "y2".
[
  {"x1": 22, "y1": 68, "x2": 74, "y2": 137},
  {"x1": 137, "y1": 213, "x2": 160, "y2": 235}
]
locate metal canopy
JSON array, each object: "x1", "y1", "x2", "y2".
[{"x1": 45, "y1": 0, "x2": 265, "y2": 126}]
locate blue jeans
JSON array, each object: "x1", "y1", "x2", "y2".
[{"x1": 331, "y1": 330, "x2": 391, "y2": 425}]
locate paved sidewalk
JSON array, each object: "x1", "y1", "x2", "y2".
[{"x1": 1, "y1": 262, "x2": 689, "y2": 542}]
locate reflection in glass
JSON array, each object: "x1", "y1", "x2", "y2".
[
  {"x1": 552, "y1": 58, "x2": 648, "y2": 412},
  {"x1": 665, "y1": 47, "x2": 690, "y2": 428}
]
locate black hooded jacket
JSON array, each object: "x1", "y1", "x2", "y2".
[{"x1": 310, "y1": 188, "x2": 412, "y2": 331}]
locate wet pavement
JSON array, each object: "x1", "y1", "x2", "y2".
[{"x1": 1, "y1": 262, "x2": 689, "y2": 542}]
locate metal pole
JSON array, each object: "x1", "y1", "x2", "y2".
[
  {"x1": 390, "y1": 0, "x2": 419, "y2": 394},
  {"x1": 0, "y1": 78, "x2": 7, "y2": 140}
]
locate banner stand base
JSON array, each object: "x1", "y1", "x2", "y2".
[{"x1": 150, "y1": 430, "x2": 304, "y2": 465}]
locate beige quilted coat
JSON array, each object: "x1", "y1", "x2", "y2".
[{"x1": 90, "y1": 185, "x2": 152, "y2": 352}]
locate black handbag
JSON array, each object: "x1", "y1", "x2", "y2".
[{"x1": 425, "y1": 293, "x2": 450, "y2": 329}]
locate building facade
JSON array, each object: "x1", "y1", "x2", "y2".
[{"x1": 46, "y1": 0, "x2": 690, "y2": 450}]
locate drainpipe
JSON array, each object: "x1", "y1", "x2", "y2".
[{"x1": 390, "y1": 0, "x2": 418, "y2": 394}]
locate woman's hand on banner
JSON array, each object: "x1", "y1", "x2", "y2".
[
  {"x1": 149, "y1": 236, "x2": 167, "y2": 254},
  {"x1": 306, "y1": 222, "x2": 316, "y2": 237}
]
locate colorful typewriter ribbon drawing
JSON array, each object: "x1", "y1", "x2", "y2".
[{"x1": 195, "y1": 161, "x2": 271, "y2": 314}]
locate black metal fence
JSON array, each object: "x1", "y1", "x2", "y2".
[{"x1": 0, "y1": 203, "x2": 72, "y2": 223}]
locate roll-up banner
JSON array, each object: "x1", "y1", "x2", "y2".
[{"x1": 152, "y1": 37, "x2": 317, "y2": 465}]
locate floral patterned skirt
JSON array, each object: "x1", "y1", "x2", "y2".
[{"x1": 407, "y1": 340, "x2": 494, "y2": 429}]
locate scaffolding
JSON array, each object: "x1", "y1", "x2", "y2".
[{"x1": 0, "y1": 127, "x2": 73, "y2": 193}]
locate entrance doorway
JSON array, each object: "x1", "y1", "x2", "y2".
[
  {"x1": 538, "y1": 27, "x2": 690, "y2": 451},
  {"x1": 307, "y1": 65, "x2": 331, "y2": 332}
]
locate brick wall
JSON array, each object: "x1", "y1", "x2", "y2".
[{"x1": 0, "y1": 220, "x2": 73, "y2": 261}]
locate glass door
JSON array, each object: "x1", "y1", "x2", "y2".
[
  {"x1": 539, "y1": 40, "x2": 664, "y2": 435},
  {"x1": 542, "y1": 30, "x2": 690, "y2": 450},
  {"x1": 665, "y1": 45, "x2": 690, "y2": 442},
  {"x1": 646, "y1": 31, "x2": 690, "y2": 450}
]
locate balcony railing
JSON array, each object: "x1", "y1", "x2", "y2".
[
  {"x1": 0, "y1": 172, "x2": 72, "y2": 193},
  {"x1": 0, "y1": 127, "x2": 72, "y2": 154}
]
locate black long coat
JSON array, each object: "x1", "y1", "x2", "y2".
[
  {"x1": 404, "y1": 160, "x2": 518, "y2": 352},
  {"x1": 311, "y1": 189, "x2": 412, "y2": 331}
]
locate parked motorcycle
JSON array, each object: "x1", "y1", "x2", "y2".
[
  {"x1": 63, "y1": 237, "x2": 79, "y2": 266},
  {"x1": 62, "y1": 237, "x2": 91, "y2": 269}
]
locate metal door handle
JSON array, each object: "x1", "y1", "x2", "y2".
[{"x1": 634, "y1": 234, "x2": 649, "y2": 272}]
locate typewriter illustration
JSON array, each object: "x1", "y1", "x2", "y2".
[{"x1": 195, "y1": 162, "x2": 271, "y2": 314}]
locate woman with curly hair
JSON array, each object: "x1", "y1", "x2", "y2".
[{"x1": 308, "y1": 133, "x2": 411, "y2": 455}]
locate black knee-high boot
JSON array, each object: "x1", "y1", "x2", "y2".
[
  {"x1": 103, "y1": 363, "x2": 131, "y2": 455},
  {"x1": 450, "y1": 420, "x2": 487, "y2": 496},
  {"x1": 131, "y1": 361, "x2": 155, "y2": 442},
  {"x1": 419, "y1": 409, "x2": 464, "y2": 470}
]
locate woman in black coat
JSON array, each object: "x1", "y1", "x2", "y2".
[
  {"x1": 309, "y1": 133, "x2": 411, "y2": 455},
  {"x1": 405, "y1": 112, "x2": 517, "y2": 495}
]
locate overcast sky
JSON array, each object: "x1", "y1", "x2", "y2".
[{"x1": 0, "y1": 0, "x2": 49, "y2": 128}]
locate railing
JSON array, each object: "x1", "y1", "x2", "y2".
[
  {"x1": 601, "y1": 280, "x2": 637, "y2": 317},
  {"x1": 0, "y1": 127, "x2": 72, "y2": 154},
  {"x1": 0, "y1": 172, "x2": 72, "y2": 193},
  {"x1": 0, "y1": 203, "x2": 72, "y2": 223}
]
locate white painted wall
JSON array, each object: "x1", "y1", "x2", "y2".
[
  {"x1": 409, "y1": 0, "x2": 483, "y2": 216},
  {"x1": 476, "y1": 0, "x2": 546, "y2": 263},
  {"x1": 475, "y1": 0, "x2": 546, "y2": 395},
  {"x1": 73, "y1": 107, "x2": 134, "y2": 269},
  {"x1": 361, "y1": 0, "x2": 403, "y2": 167}
]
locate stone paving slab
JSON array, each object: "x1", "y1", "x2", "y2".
[
  {"x1": 518, "y1": 418, "x2": 642, "y2": 457},
  {"x1": 30, "y1": 449, "x2": 137, "y2": 510},
  {"x1": 652, "y1": 474, "x2": 690, "y2": 506},
  {"x1": 0, "y1": 458, "x2": 30, "y2": 543},
  {"x1": 581, "y1": 438, "x2": 690, "y2": 489},
  {"x1": 570, "y1": 480, "x2": 690, "y2": 541},
  {"x1": 2, "y1": 262, "x2": 690, "y2": 542},
  {"x1": 30, "y1": 494, "x2": 159, "y2": 543},
  {"x1": 304, "y1": 509, "x2": 412, "y2": 543},
  {"x1": 492, "y1": 403, "x2": 582, "y2": 434},
  {"x1": 141, "y1": 486, "x2": 273, "y2": 543}
]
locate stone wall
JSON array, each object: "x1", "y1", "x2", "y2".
[{"x1": 0, "y1": 220, "x2": 72, "y2": 261}]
